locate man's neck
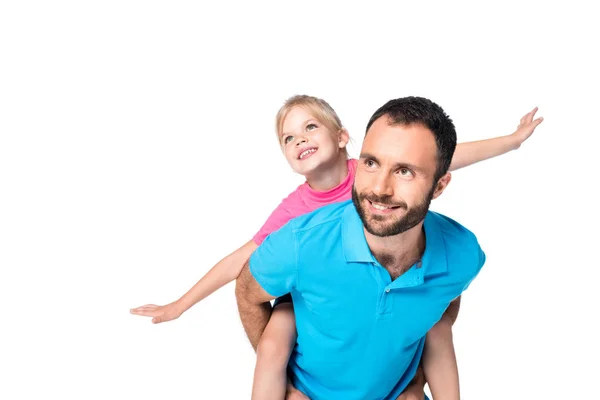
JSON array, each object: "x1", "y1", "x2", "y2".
[{"x1": 364, "y1": 221, "x2": 426, "y2": 279}]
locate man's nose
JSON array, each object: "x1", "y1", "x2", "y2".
[{"x1": 371, "y1": 172, "x2": 394, "y2": 197}]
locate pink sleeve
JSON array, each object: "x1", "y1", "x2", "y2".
[{"x1": 252, "y1": 200, "x2": 294, "y2": 245}]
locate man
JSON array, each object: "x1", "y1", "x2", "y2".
[{"x1": 236, "y1": 97, "x2": 486, "y2": 399}]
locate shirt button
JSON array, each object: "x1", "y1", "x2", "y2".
[{"x1": 385, "y1": 288, "x2": 391, "y2": 293}]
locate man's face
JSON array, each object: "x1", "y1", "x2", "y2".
[{"x1": 352, "y1": 116, "x2": 445, "y2": 237}]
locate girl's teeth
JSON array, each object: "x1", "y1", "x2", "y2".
[{"x1": 300, "y1": 149, "x2": 316, "y2": 159}]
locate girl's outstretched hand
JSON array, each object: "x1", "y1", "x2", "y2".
[
  {"x1": 130, "y1": 301, "x2": 184, "y2": 324},
  {"x1": 511, "y1": 107, "x2": 544, "y2": 148}
]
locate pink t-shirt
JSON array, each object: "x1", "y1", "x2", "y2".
[{"x1": 252, "y1": 158, "x2": 358, "y2": 245}]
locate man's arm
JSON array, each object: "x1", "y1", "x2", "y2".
[
  {"x1": 421, "y1": 296, "x2": 462, "y2": 400},
  {"x1": 396, "y1": 366, "x2": 425, "y2": 400},
  {"x1": 443, "y1": 296, "x2": 461, "y2": 325},
  {"x1": 235, "y1": 260, "x2": 277, "y2": 351}
]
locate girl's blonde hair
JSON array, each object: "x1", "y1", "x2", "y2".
[{"x1": 275, "y1": 95, "x2": 344, "y2": 141}]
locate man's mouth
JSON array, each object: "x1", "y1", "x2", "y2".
[
  {"x1": 368, "y1": 200, "x2": 402, "y2": 213},
  {"x1": 298, "y1": 148, "x2": 317, "y2": 160}
]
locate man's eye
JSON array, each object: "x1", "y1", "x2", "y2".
[{"x1": 398, "y1": 168, "x2": 413, "y2": 177}]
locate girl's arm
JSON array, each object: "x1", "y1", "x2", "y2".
[
  {"x1": 450, "y1": 107, "x2": 543, "y2": 171},
  {"x1": 130, "y1": 239, "x2": 258, "y2": 323}
]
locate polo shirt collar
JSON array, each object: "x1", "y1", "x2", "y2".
[
  {"x1": 341, "y1": 203, "x2": 375, "y2": 263},
  {"x1": 341, "y1": 204, "x2": 448, "y2": 277}
]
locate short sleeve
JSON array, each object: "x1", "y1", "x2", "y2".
[
  {"x1": 462, "y1": 245, "x2": 486, "y2": 291},
  {"x1": 249, "y1": 220, "x2": 298, "y2": 297}
]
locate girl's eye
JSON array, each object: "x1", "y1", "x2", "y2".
[
  {"x1": 306, "y1": 123, "x2": 318, "y2": 131},
  {"x1": 284, "y1": 135, "x2": 294, "y2": 144}
]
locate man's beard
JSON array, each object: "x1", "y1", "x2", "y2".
[{"x1": 351, "y1": 185, "x2": 435, "y2": 237}]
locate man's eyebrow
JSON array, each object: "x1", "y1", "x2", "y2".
[
  {"x1": 359, "y1": 153, "x2": 425, "y2": 173},
  {"x1": 359, "y1": 152, "x2": 378, "y2": 162}
]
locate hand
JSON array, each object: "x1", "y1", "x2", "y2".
[
  {"x1": 286, "y1": 382, "x2": 310, "y2": 400},
  {"x1": 511, "y1": 107, "x2": 544, "y2": 148},
  {"x1": 130, "y1": 301, "x2": 184, "y2": 324}
]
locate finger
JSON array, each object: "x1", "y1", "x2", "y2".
[
  {"x1": 526, "y1": 106, "x2": 538, "y2": 123},
  {"x1": 152, "y1": 316, "x2": 162, "y2": 324},
  {"x1": 130, "y1": 309, "x2": 161, "y2": 317},
  {"x1": 520, "y1": 109, "x2": 532, "y2": 124},
  {"x1": 532, "y1": 116, "x2": 544, "y2": 127},
  {"x1": 131, "y1": 305, "x2": 159, "y2": 311},
  {"x1": 131, "y1": 304, "x2": 158, "y2": 309}
]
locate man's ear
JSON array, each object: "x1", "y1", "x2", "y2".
[{"x1": 432, "y1": 172, "x2": 452, "y2": 200}]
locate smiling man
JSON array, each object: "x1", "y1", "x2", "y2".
[{"x1": 236, "y1": 97, "x2": 486, "y2": 400}]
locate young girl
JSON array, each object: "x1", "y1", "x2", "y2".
[{"x1": 131, "y1": 95, "x2": 543, "y2": 400}]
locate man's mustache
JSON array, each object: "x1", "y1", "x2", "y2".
[{"x1": 359, "y1": 192, "x2": 407, "y2": 209}]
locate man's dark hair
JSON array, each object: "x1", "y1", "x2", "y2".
[{"x1": 365, "y1": 97, "x2": 457, "y2": 181}]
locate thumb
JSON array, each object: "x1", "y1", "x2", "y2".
[{"x1": 152, "y1": 316, "x2": 162, "y2": 324}]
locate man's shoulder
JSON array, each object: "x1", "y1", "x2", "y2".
[
  {"x1": 258, "y1": 200, "x2": 351, "y2": 270},
  {"x1": 287, "y1": 199, "x2": 352, "y2": 234},
  {"x1": 429, "y1": 211, "x2": 479, "y2": 244},
  {"x1": 429, "y1": 211, "x2": 485, "y2": 278}
]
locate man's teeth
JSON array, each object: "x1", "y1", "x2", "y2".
[
  {"x1": 299, "y1": 149, "x2": 316, "y2": 159},
  {"x1": 372, "y1": 203, "x2": 391, "y2": 210}
]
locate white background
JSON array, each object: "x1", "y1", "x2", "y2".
[{"x1": 1, "y1": 1, "x2": 598, "y2": 399}]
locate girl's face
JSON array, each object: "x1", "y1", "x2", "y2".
[{"x1": 279, "y1": 106, "x2": 348, "y2": 177}]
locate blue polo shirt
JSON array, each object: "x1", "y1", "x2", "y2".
[{"x1": 249, "y1": 200, "x2": 485, "y2": 400}]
